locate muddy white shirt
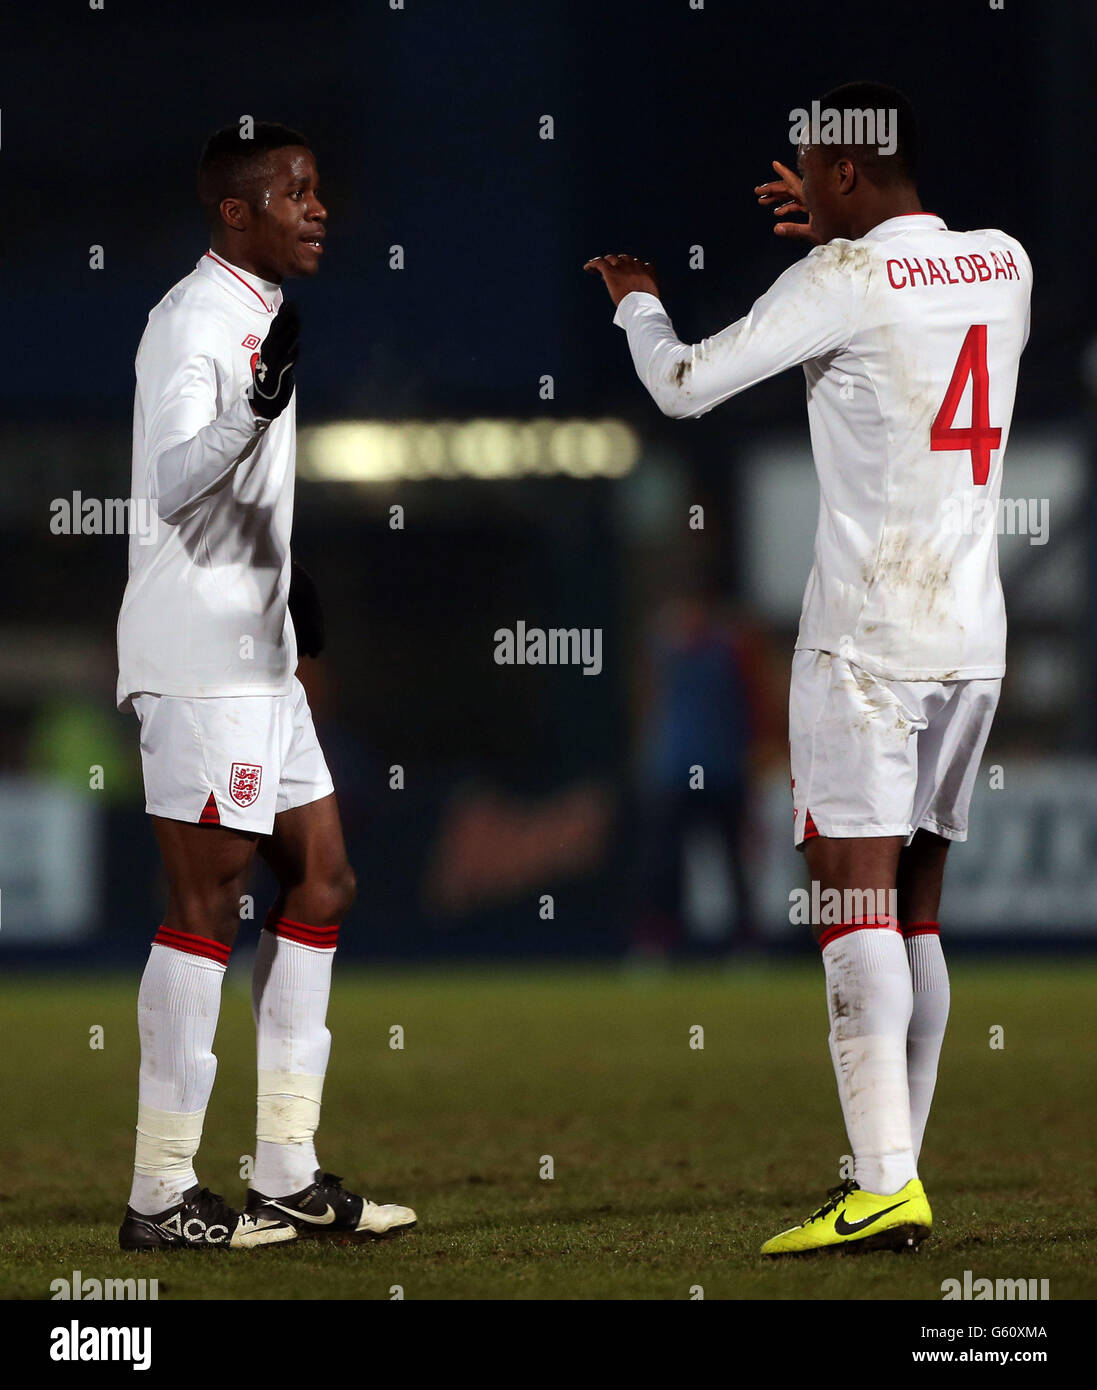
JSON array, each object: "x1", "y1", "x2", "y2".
[
  {"x1": 116, "y1": 252, "x2": 298, "y2": 710},
  {"x1": 614, "y1": 214, "x2": 1032, "y2": 680}
]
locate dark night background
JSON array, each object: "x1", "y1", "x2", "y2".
[
  {"x1": 1, "y1": 1, "x2": 1088, "y2": 421},
  {"x1": 1, "y1": 0, "x2": 1094, "y2": 961}
]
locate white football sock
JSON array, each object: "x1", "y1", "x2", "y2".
[
  {"x1": 821, "y1": 920, "x2": 917, "y2": 1196},
  {"x1": 128, "y1": 931, "x2": 229, "y2": 1215},
  {"x1": 904, "y1": 924, "x2": 949, "y2": 1161},
  {"x1": 251, "y1": 918, "x2": 336, "y2": 1196}
]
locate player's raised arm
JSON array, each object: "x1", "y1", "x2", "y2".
[
  {"x1": 586, "y1": 245, "x2": 860, "y2": 420},
  {"x1": 147, "y1": 300, "x2": 299, "y2": 525},
  {"x1": 144, "y1": 337, "x2": 259, "y2": 526}
]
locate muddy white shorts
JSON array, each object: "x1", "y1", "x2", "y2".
[
  {"x1": 789, "y1": 649, "x2": 1000, "y2": 848},
  {"x1": 131, "y1": 677, "x2": 335, "y2": 835}
]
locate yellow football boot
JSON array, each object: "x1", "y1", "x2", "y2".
[{"x1": 761, "y1": 1177, "x2": 931, "y2": 1256}]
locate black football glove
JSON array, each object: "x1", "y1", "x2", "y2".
[
  {"x1": 288, "y1": 559, "x2": 325, "y2": 658},
  {"x1": 250, "y1": 301, "x2": 300, "y2": 420}
]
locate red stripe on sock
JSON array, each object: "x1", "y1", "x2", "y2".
[
  {"x1": 199, "y1": 791, "x2": 221, "y2": 825},
  {"x1": 818, "y1": 915, "x2": 901, "y2": 951},
  {"x1": 265, "y1": 916, "x2": 339, "y2": 950},
  {"x1": 153, "y1": 926, "x2": 231, "y2": 965},
  {"x1": 901, "y1": 919, "x2": 940, "y2": 938}
]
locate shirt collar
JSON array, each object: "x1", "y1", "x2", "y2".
[
  {"x1": 199, "y1": 251, "x2": 283, "y2": 313},
  {"x1": 863, "y1": 213, "x2": 948, "y2": 241}
]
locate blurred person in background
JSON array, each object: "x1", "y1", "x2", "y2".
[{"x1": 630, "y1": 574, "x2": 778, "y2": 957}]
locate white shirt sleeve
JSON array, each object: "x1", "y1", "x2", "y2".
[
  {"x1": 612, "y1": 244, "x2": 862, "y2": 419},
  {"x1": 140, "y1": 314, "x2": 267, "y2": 525}
]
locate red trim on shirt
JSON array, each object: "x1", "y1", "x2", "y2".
[{"x1": 204, "y1": 252, "x2": 275, "y2": 312}]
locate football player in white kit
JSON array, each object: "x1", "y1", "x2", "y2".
[
  {"x1": 586, "y1": 83, "x2": 1031, "y2": 1254},
  {"x1": 116, "y1": 123, "x2": 416, "y2": 1249}
]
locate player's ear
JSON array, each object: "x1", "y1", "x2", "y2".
[
  {"x1": 836, "y1": 158, "x2": 857, "y2": 194},
  {"x1": 219, "y1": 196, "x2": 251, "y2": 232}
]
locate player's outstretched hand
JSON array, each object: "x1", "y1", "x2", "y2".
[
  {"x1": 583, "y1": 253, "x2": 660, "y2": 307},
  {"x1": 250, "y1": 301, "x2": 301, "y2": 420},
  {"x1": 754, "y1": 161, "x2": 819, "y2": 244}
]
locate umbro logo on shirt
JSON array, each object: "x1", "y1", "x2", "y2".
[{"x1": 244, "y1": 334, "x2": 263, "y2": 375}]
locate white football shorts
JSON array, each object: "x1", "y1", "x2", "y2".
[
  {"x1": 131, "y1": 677, "x2": 335, "y2": 835},
  {"x1": 789, "y1": 649, "x2": 1000, "y2": 848}
]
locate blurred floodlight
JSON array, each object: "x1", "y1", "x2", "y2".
[{"x1": 298, "y1": 418, "x2": 639, "y2": 482}]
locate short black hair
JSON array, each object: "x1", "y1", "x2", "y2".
[
  {"x1": 814, "y1": 82, "x2": 918, "y2": 186},
  {"x1": 197, "y1": 121, "x2": 311, "y2": 226}
]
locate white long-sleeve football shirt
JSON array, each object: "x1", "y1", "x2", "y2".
[
  {"x1": 614, "y1": 214, "x2": 1032, "y2": 680},
  {"x1": 116, "y1": 252, "x2": 298, "y2": 710}
]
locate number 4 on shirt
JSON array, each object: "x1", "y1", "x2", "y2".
[{"x1": 930, "y1": 323, "x2": 1001, "y2": 486}]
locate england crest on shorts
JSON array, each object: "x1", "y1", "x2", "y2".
[{"x1": 229, "y1": 762, "x2": 262, "y2": 808}]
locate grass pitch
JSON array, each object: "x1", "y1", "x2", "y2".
[{"x1": 1, "y1": 960, "x2": 1094, "y2": 1300}]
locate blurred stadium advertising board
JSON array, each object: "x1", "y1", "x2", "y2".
[
  {"x1": 0, "y1": 778, "x2": 99, "y2": 943},
  {"x1": 743, "y1": 432, "x2": 1084, "y2": 625},
  {"x1": 751, "y1": 760, "x2": 1097, "y2": 938}
]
